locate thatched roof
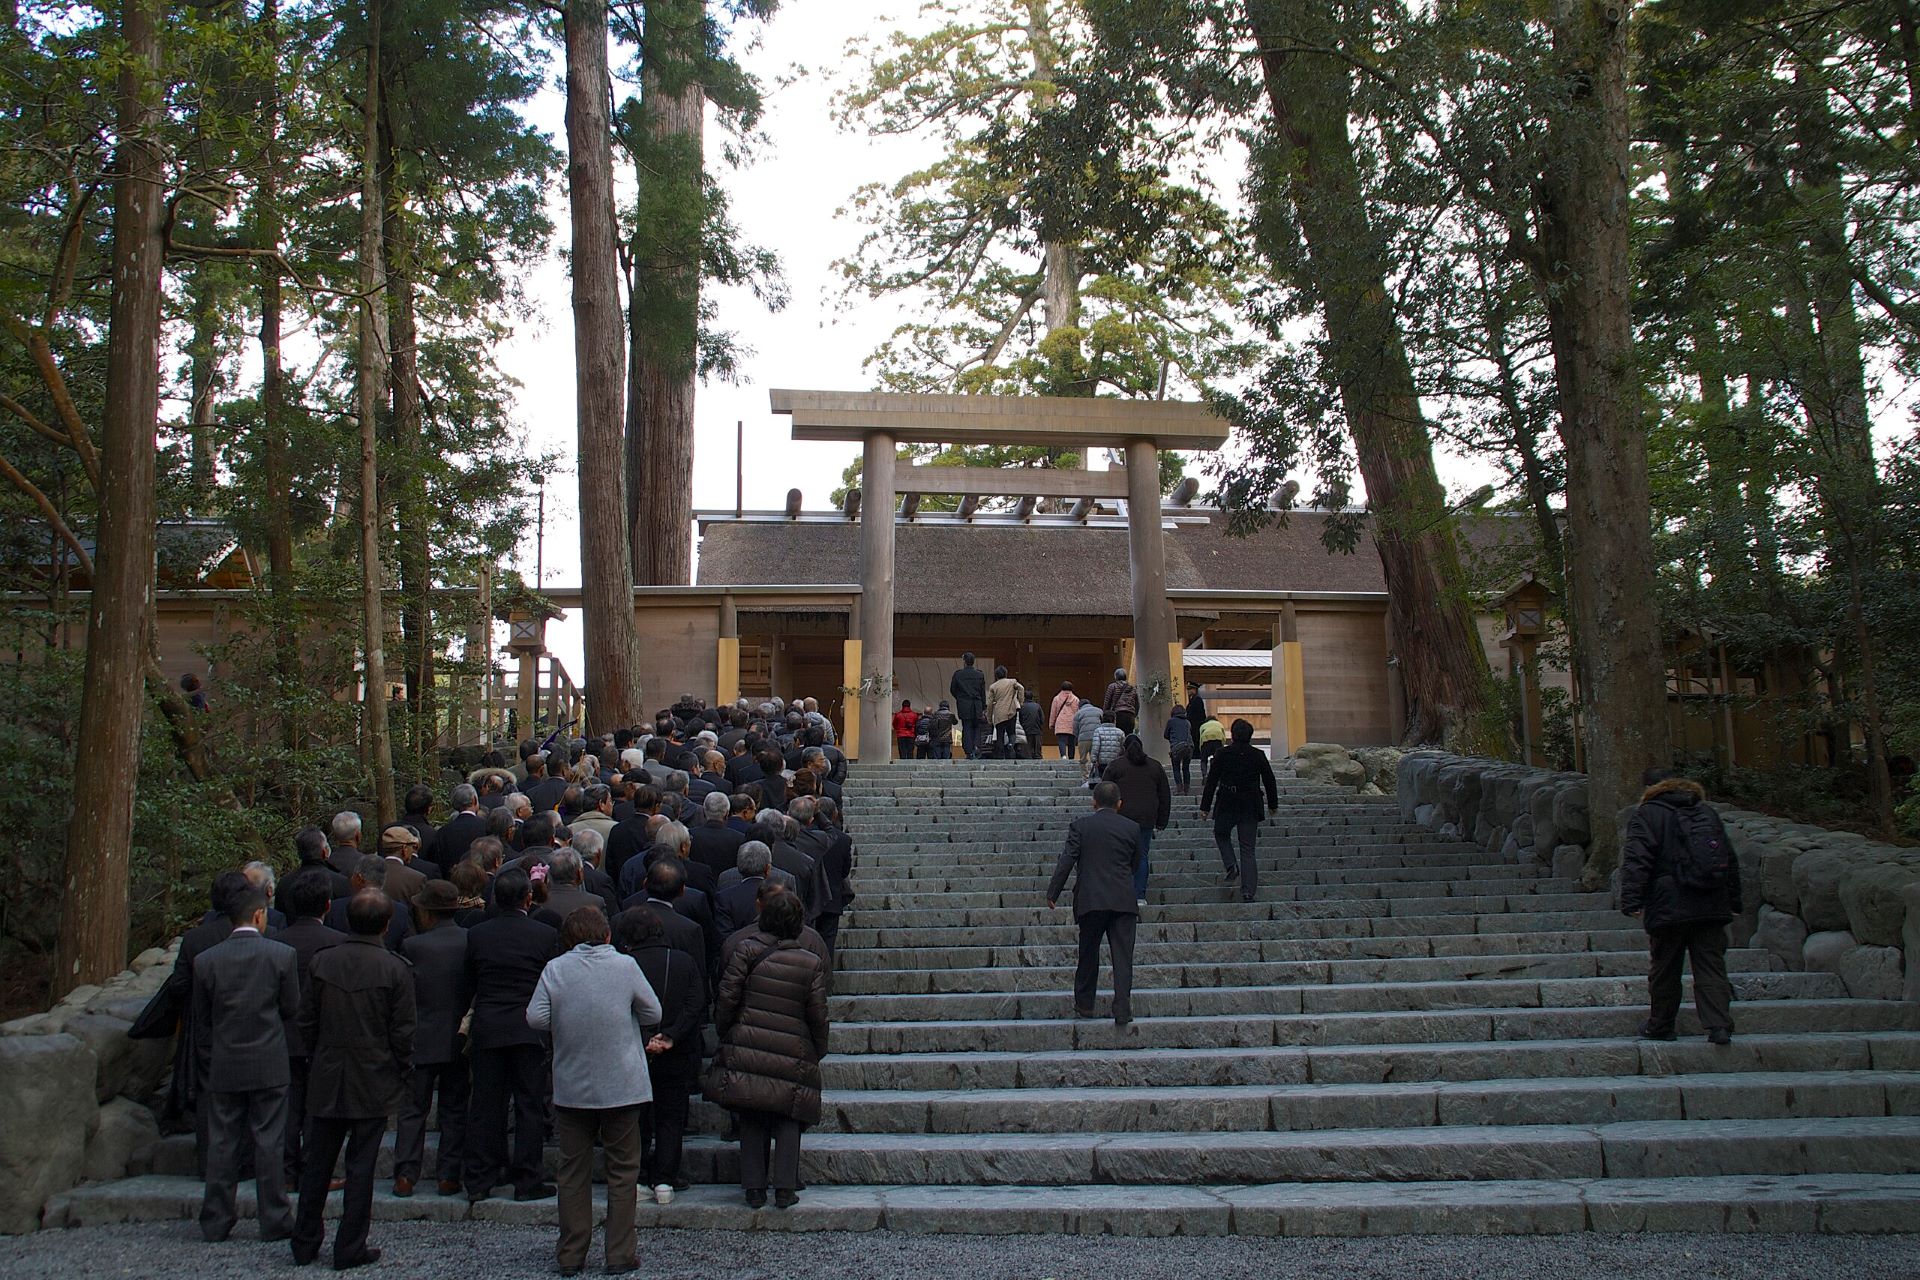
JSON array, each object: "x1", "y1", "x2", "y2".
[{"x1": 695, "y1": 511, "x2": 1541, "y2": 617}]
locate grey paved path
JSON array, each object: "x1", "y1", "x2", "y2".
[{"x1": 0, "y1": 1222, "x2": 1916, "y2": 1280}]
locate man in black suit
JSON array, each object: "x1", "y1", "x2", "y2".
[
  {"x1": 462, "y1": 867, "x2": 559, "y2": 1202},
  {"x1": 806, "y1": 798, "x2": 856, "y2": 956},
  {"x1": 192, "y1": 885, "x2": 301, "y2": 1244},
  {"x1": 325, "y1": 811, "x2": 367, "y2": 878},
  {"x1": 712, "y1": 841, "x2": 778, "y2": 937},
  {"x1": 291, "y1": 891, "x2": 416, "y2": 1270},
  {"x1": 272, "y1": 868, "x2": 345, "y2": 1184},
  {"x1": 723, "y1": 738, "x2": 763, "y2": 790},
  {"x1": 756, "y1": 807, "x2": 828, "y2": 926},
  {"x1": 604, "y1": 783, "x2": 660, "y2": 888},
  {"x1": 541, "y1": 846, "x2": 607, "y2": 921},
  {"x1": 325, "y1": 856, "x2": 412, "y2": 950},
  {"x1": 799, "y1": 747, "x2": 843, "y2": 807},
  {"x1": 950, "y1": 651, "x2": 988, "y2": 759},
  {"x1": 429, "y1": 783, "x2": 486, "y2": 868},
  {"x1": 629, "y1": 858, "x2": 708, "y2": 983},
  {"x1": 278, "y1": 827, "x2": 348, "y2": 912},
  {"x1": 395, "y1": 880, "x2": 471, "y2": 1198},
  {"x1": 398, "y1": 783, "x2": 438, "y2": 845},
  {"x1": 523, "y1": 750, "x2": 567, "y2": 815},
  {"x1": 612, "y1": 908, "x2": 706, "y2": 1200},
  {"x1": 687, "y1": 792, "x2": 746, "y2": 879},
  {"x1": 1046, "y1": 782, "x2": 1144, "y2": 1027}
]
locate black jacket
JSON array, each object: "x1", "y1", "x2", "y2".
[
  {"x1": 430, "y1": 810, "x2": 487, "y2": 867},
  {"x1": 278, "y1": 861, "x2": 349, "y2": 910},
  {"x1": 629, "y1": 940, "x2": 706, "y2": 1077},
  {"x1": 1047, "y1": 808, "x2": 1144, "y2": 918},
  {"x1": 605, "y1": 816, "x2": 654, "y2": 887},
  {"x1": 713, "y1": 876, "x2": 766, "y2": 937},
  {"x1": 299, "y1": 934, "x2": 416, "y2": 1119},
  {"x1": 273, "y1": 916, "x2": 347, "y2": 1058},
  {"x1": 1620, "y1": 778, "x2": 1744, "y2": 930},
  {"x1": 463, "y1": 910, "x2": 559, "y2": 1049},
  {"x1": 705, "y1": 934, "x2": 830, "y2": 1124},
  {"x1": 689, "y1": 821, "x2": 747, "y2": 879},
  {"x1": 400, "y1": 921, "x2": 472, "y2": 1065},
  {"x1": 1103, "y1": 755, "x2": 1172, "y2": 831},
  {"x1": 634, "y1": 896, "x2": 709, "y2": 983},
  {"x1": 191, "y1": 929, "x2": 301, "y2": 1093},
  {"x1": 1200, "y1": 742, "x2": 1279, "y2": 816},
  {"x1": 949, "y1": 664, "x2": 987, "y2": 718}
]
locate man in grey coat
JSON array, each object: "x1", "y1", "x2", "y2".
[
  {"x1": 192, "y1": 885, "x2": 302, "y2": 1243},
  {"x1": 1046, "y1": 782, "x2": 1144, "y2": 1027}
]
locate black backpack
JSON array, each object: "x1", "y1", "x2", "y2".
[{"x1": 1667, "y1": 802, "x2": 1733, "y2": 891}]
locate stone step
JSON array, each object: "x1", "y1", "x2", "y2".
[
  {"x1": 832, "y1": 929, "x2": 1689, "y2": 971},
  {"x1": 844, "y1": 894, "x2": 1611, "y2": 930},
  {"x1": 823, "y1": 1030, "x2": 1920, "y2": 1090},
  {"x1": 851, "y1": 868, "x2": 1575, "y2": 897},
  {"x1": 50, "y1": 1172, "x2": 1920, "y2": 1237},
  {"x1": 825, "y1": 1000, "x2": 1920, "y2": 1057},
  {"x1": 826, "y1": 972, "x2": 1848, "y2": 1022},
  {"x1": 832, "y1": 948, "x2": 1787, "y2": 996},
  {"x1": 666, "y1": 1115, "x2": 1920, "y2": 1186}
]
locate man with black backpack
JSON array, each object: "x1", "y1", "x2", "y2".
[{"x1": 1619, "y1": 768, "x2": 1743, "y2": 1045}]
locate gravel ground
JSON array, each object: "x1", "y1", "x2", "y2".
[{"x1": 0, "y1": 1222, "x2": 1917, "y2": 1280}]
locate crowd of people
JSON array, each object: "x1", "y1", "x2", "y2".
[{"x1": 138, "y1": 696, "x2": 854, "y2": 1273}]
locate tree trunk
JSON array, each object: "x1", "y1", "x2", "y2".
[
  {"x1": 1535, "y1": 0, "x2": 1667, "y2": 880},
  {"x1": 1249, "y1": 0, "x2": 1496, "y2": 750},
  {"x1": 53, "y1": 0, "x2": 167, "y2": 996},
  {"x1": 255, "y1": 0, "x2": 301, "y2": 765},
  {"x1": 186, "y1": 255, "x2": 219, "y2": 503},
  {"x1": 381, "y1": 84, "x2": 433, "y2": 746},
  {"x1": 567, "y1": 0, "x2": 645, "y2": 728},
  {"x1": 356, "y1": 1, "x2": 396, "y2": 824},
  {"x1": 627, "y1": 0, "x2": 703, "y2": 586}
]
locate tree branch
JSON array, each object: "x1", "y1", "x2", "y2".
[{"x1": 0, "y1": 447, "x2": 93, "y2": 575}]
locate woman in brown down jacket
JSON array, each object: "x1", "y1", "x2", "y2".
[{"x1": 701, "y1": 890, "x2": 830, "y2": 1209}]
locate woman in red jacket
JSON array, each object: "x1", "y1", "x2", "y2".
[{"x1": 892, "y1": 701, "x2": 918, "y2": 761}]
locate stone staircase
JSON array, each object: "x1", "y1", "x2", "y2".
[{"x1": 50, "y1": 759, "x2": 1920, "y2": 1236}]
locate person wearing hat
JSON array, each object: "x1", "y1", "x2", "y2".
[
  {"x1": 394, "y1": 880, "x2": 472, "y2": 1197},
  {"x1": 378, "y1": 825, "x2": 429, "y2": 903}
]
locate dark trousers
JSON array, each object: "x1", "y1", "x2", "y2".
[
  {"x1": 283, "y1": 1057, "x2": 310, "y2": 1180},
  {"x1": 555, "y1": 1105, "x2": 640, "y2": 1271},
  {"x1": 1214, "y1": 807, "x2": 1261, "y2": 898},
  {"x1": 1646, "y1": 921, "x2": 1735, "y2": 1034},
  {"x1": 291, "y1": 1114, "x2": 382, "y2": 1266},
  {"x1": 897, "y1": 736, "x2": 915, "y2": 761},
  {"x1": 815, "y1": 910, "x2": 841, "y2": 957},
  {"x1": 394, "y1": 1058, "x2": 470, "y2": 1183},
  {"x1": 992, "y1": 717, "x2": 1017, "y2": 758},
  {"x1": 736, "y1": 1111, "x2": 802, "y2": 1192},
  {"x1": 1073, "y1": 909, "x2": 1137, "y2": 1022},
  {"x1": 961, "y1": 715, "x2": 983, "y2": 759},
  {"x1": 640, "y1": 1057, "x2": 696, "y2": 1185},
  {"x1": 466, "y1": 1043, "x2": 549, "y2": 1195},
  {"x1": 1132, "y1": 824, "x2": 1154, "y2": 901},
  {"x1": 200, "y1": 1086, "x2": 291, "y2": 1242},
  {"x1": 1057, "y1": 733, "x2": 1076, "y2": 761},
  {"x1": 1170, "y1": 746, "x2": 1193, "y2": 790}
]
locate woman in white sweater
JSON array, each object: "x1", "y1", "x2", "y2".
[{"x1": 527, "y1": 906, "x2": 662, "y2": 1277}]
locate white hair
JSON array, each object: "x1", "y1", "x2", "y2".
[
  {"x1": 657, "y1": 820, "x2": 690, "y2": 851},
  {"x1": 330, "y1": 811, "x2": 362, "y2": 843},
  {"x1": 243, "y1": 861, "x2": 277, "y2": 895},
  {"x1": 570, "y1": 827, "x2": 605, "y2": 862},
  {"x1": 620, "y1": 748, "x2": 646, "y2": 770},
  {"x1": 703, "y1": 791, "x2": 730, "y2": 819},
  {"x1": 736, "y1": 841, "x2": 772, "y2": 876}
]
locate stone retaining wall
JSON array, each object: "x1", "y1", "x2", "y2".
[
  {"x1": 0, "y1": 940, "x2": 177, "y2": 1232},
  {"x1": 1395, "y1": 751, "x2": 1919, "y2": 1003}
]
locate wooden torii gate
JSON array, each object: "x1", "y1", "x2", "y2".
[{"x1": 770, "y1": 390, "x2": 1229, "y2": 761}]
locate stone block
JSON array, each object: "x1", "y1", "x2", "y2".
[
  {"x1": 1838, "y1": 945, "x2": 1905, "y2": 1001},
  {"x1": 1551, "y1": 783, "x2": 1590, "y2": 847},
  {"x1": 1551, "y1": 845, "x2": 1586, "y2": 881},
  {"x1": 81, "y1": 1098, "x2": 160, "y2": 1183},
  {"x1": 1840, "y1": 863, "x2": 1920, "y2": 947},
  {"x1": 0, "y1": 1032, "x2": 99, "y2": 1233},
  {"x1": 1792, "y1": 850, "x2": 1858, "y2": 932},
  {"x1": 61, "y1": 1012, "x2": 167, "y2": 1104},
  {"x1": 1755, "y1": 906, "x2": 1808, "y2": 971},
  {"x1": 1760, "y1": 846, "x2": 1799, "y2": 914},
  {"x1": 1905, "y1": 882, "x2": 1920, "y2": 1002},
  {"x1": 1802, "y1": 929, "x2": 1859, "y2": 975}
]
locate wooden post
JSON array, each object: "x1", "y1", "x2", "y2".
[
  {"x1": 1271, "y1": 604, "x2": 1307, "y2": 758},
  {"x1": 716, "y1": 591, "x2": 740, "y2": 706},
  {"x1": 1125, "y1": 439, "x2": 1172, "y2": 762},
  {"x1": 859, "y1": 431, "x2": 897, "y2": 762},
  {"x1": 842, "y1": 638, "x2": 863, "y2": 762}
]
